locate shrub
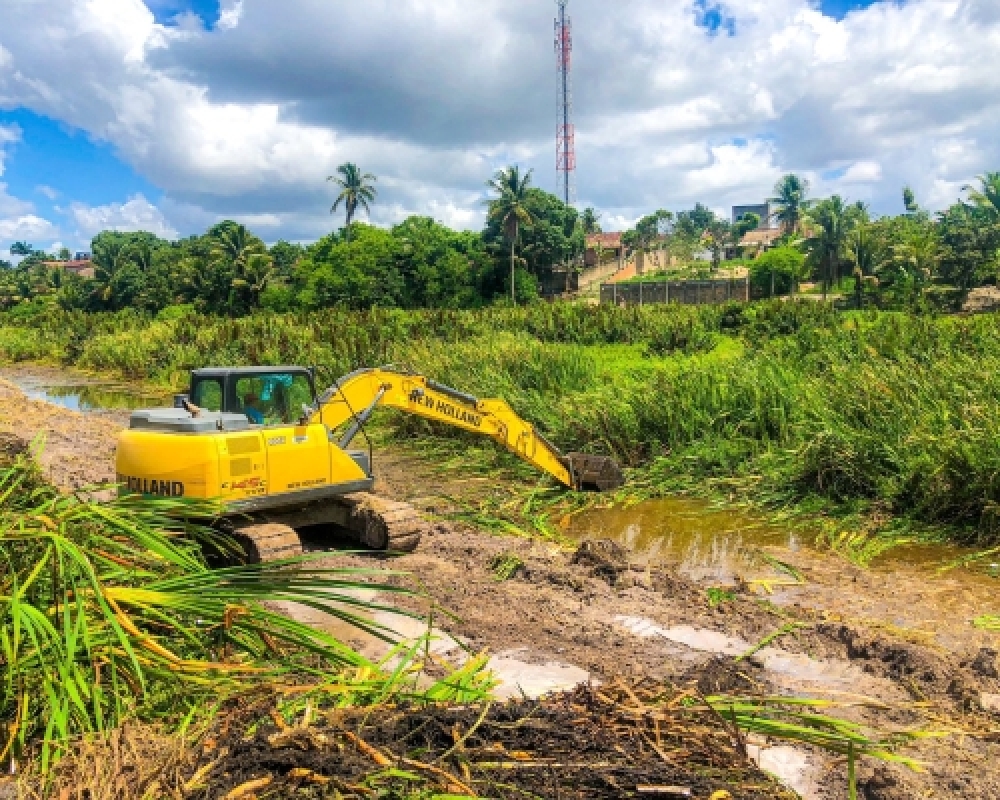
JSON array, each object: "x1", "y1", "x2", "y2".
[{"x1": 750, "y1": 246, "x2": 805, "y2": 296}]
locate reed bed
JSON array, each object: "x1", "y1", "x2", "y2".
[{"x1": 4, "y1": 301, "x2": 1000, "y2": 541}]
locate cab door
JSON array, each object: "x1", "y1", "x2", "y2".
[{"x1": 231, "y1": 371, "x2": 331, "y2": 497}]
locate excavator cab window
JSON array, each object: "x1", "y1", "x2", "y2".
[
  {"x1": 192, "y1": 378, "x2": 223, "y2": 412},
  {"x1": 234, "y1": 373, "x2": 313, "y2": 426}
]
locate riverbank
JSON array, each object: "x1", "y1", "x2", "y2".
[
  {"x1": 4, "y1": 302, "x2": 1000, "y2": 549},
  {"x1": 4, "y1": 370, "x2": 1000, "y2": 798}
]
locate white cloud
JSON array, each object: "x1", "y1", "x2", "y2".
[
  {"x1": 35, "y1": 185, "x2": 59, "y2": 200},
  {"x1": 0, "y1": 124, "x2": 21, "y2": 176},
  {"x1": 0, "y1": 183, "x2": 33, "y2": 217},
  {"x1": 841, "y1": 160, "x2": 883, "y2": 183},
  {"x1": 0, "y1": 0, "x2": 996, "y2": 238},
  {"x1": 69, "y1": 194, "x2": 178, "y2": 240},
  {"x1": 217, "y1": 0, "x2": 244, "y2": 30},
  {"x1": 0, "y1": 212, "x2": 57, "y2": 242}
]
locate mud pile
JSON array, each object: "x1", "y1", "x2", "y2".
[{"x1": 184, "y1": 681, "x2": 792, "y2": 800}]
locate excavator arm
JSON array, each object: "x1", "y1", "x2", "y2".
[{"x1": 310, "y1": 367, "x2": 623, "y2": 492}]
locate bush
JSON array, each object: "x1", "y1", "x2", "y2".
[{"x1": 749, "y1": 246, "x2": 805, "y2": 296}]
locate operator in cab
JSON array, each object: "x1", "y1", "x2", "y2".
[{"x1": 181, "y1": 390, "x2": 267, "y2": 425}]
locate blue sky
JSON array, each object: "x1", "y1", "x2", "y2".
[
  {"x1": 0, "y1": 109, "x2": 159, "y2": 236},
  {"x1": 145, "y1": 0, "x2": 221, "y2": 27},
  {"x1": 819, "y1": 0, "x2": 883, "y2": 19}
]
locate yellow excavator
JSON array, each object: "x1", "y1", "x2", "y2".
[{"x1": 116, "y1": 366, "x2": 623, "y2": 562}]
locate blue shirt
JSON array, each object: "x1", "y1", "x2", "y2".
[{"x1": 245, "y1": 407, "x2": 264, "y2": 424}]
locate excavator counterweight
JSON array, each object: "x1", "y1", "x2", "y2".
[{"x1": 115, "y1": 365, "x2": 623, "y2": 561}]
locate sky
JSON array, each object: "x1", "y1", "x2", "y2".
[{"x1": 0, "y1": 0, "x2": 998, "y2": 256}]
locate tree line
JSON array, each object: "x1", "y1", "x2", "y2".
[
  {"x1": 615, "y1": 171, "x2": 1000, "y2": 307},
  {"x1": 0, "y1": 165, "x2": 584, "y2": 315},
  {"x1": 2, "y1": 165, "x2": 998, "y2": 315}
]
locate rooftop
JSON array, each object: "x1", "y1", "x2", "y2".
[{"x1": 585, "y1": 232, "x2": 623, "y2": 248}]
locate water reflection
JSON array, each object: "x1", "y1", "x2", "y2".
[
  {"x1": 565, "y1": 496, "x2": 798, "y2": 582},
  {"x1": 5, "y1": 373, "x2": 170, "y2": 412}
]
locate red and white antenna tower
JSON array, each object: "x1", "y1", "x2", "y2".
[{"x1": 555, "y1": 0, "x2": 575, "y2": 206}]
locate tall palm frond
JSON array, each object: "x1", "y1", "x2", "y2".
[
  {"x1": 770, "y1": 174, "x2": 811, "y2": 235},
  {"x1": 90, "y1": 240, "x2": 131, "y2": 306},
  {"x1": 329, "y1": 164, "x2": 378, "y2": 241},
  {"x1": 804, "y1": 195, "x2": 854, "y2": 299},
  {"x1": 965, "y1": 172, "x2": 1000, "y2": 220},
  {"x1": 0, "y1": 452, "x2": 427, "y2": 770}
]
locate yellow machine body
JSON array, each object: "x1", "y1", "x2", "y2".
[{"x1": 116, "y1": 425, "x2": 370, "y2": 508}]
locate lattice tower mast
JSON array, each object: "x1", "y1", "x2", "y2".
[{"x1": 555, "y1": 0, "x2": 575, "y2": 205}]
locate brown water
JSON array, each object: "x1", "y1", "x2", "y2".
[
  {"x1": 566, "y1": 497, "x2": 1000, "y2": 652},
  {"x1": 564, "y1": 495, "x2": 998, "y2": 583},
  {"x1": 564, "y1": 497, "x2": 810, "y2": 582}
]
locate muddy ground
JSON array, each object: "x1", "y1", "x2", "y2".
[{"x1": 3, "y1": 368, "x2": 1000, "y2": 799}]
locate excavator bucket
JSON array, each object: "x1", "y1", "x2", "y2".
[{"x1": 567, "y1": 453, "x2": 625, "y2": 492}]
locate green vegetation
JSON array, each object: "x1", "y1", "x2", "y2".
[
  {"x1": 3, "y1": 167, "x2": 999, "y2": 316},
  {"x1": 613, "y1": 172, "x2": 1000, "y2": 311},
  {"x1": 6, "y1": 300, "x2": 1000, "y2": 545},
  {"x1": 0, "y1": 167, "x2": 584, "y2": 315},
  {"x1": 0, "y1": 447, "x2": 492, "y2": 770},
  {"x1": 749, "y1": 246, "x2": 805, "y2": 296}
]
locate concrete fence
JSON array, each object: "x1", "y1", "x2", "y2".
[{"x1": 600, "y1": 277, "x2": 750, "y2": 306}]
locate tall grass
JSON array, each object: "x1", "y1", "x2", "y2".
[{"x1": 5, "y1": 301, "x2": 1000, "y2": 541}]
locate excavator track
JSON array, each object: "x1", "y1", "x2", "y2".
[
  {"x1": 232, "y1": 522, "x2": 304, "y2": 563},
  {"x1": 338, "y1": 493, "x2": 430, "y2": 553},
  {"x1": 229, "y1": 493, "x2": 432, "y2": 563}
]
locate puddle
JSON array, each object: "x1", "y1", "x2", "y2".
[
  {"x1": 748, "y1": 743, "x2": 820, "y2": 799},
  {"x1": 1, "y1": 369, "x2": 170, "y2": 412},
  {"x1": 565, "y1": 497, "x2": 801, "y2": 582},
  {"x1": 616, "y1": 616, "x2": 829, "y2": 796},
  {"x1": 615, "y1": 616, "x2": 863, "y2": 691},
  {"x1": 273, "y1": 595, "x2": 592, "y2": 700},
  {"x1": 565, "y1": 498, "x2": 1000, "y2": 588},
  {"x1": 487, "y1": 650, "x2": 593, "y2": 700}
]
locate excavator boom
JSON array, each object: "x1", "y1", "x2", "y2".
[{"x1": 311, "y1": 367, "x2": 623, "y2": 492}]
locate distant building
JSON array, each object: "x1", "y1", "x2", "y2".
[
  {"x1": 584, "y1": 232, "x2": 625, "y2": 268},
  {"x1": 732, "y1": 203, "x2": 775, "y2": 230},
  {"x1": 42, "y1": 258, "x2": 95, "y2": 279},
  {"x1": 75, "y1": 251, "x2": 92, "y2": 261},
  {"x1": 739, "y1": 229, "x2": 782, "y2": 252}
]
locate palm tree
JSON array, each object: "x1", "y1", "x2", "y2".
[
  {"x1": 965, "y1": 172, "x2": 1000, "y2": 220},
  {"x1": 210, "y1": 222, "x2": 267, "y2": 269},
  {"x1": 90, "y1": 238, "x2": 131, "y2": 306},
  {"x1": 210, "y1": 223, "x2": 273, "y2": 311},
  {"x1": 769, "y1": 174, "x2": 810, "y2": 235},
  {"x1": 805, "y1": 195, "x2": 852, "y2": 300},
  {"x1": 329, "y1": 163, "x2": 378, "y2": 241},
  {"x1": 487, "y1": 166, "x2": 536, "y2": 304}
]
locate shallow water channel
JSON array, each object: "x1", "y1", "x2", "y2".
[
  {"x1": 563, "y1": 495, "x2": 997, "y2": 585},
  {"x1": 1, "y1": 367, "x2": 171, "y2": 412}
]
